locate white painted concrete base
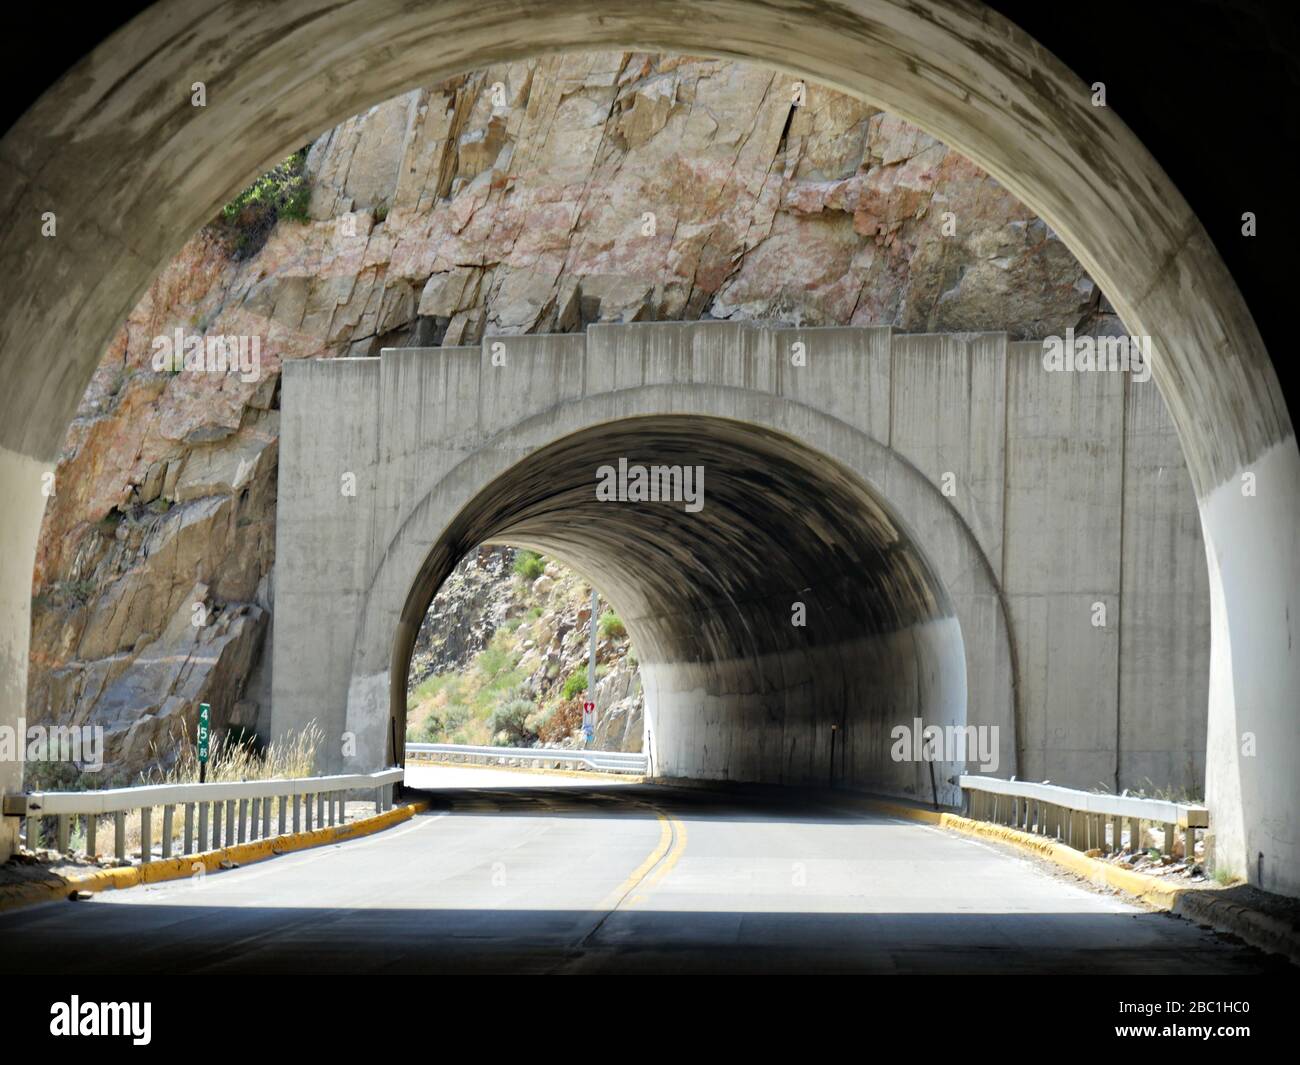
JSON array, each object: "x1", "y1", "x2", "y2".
[
  {"x1": 0, "y1": 447, "x2": 52, "y2": 863},
  {"x1": 1202, "y1": 437, "x2": 1300, "y2": 895}
]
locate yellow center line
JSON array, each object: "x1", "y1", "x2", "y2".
[
  {"x1": 627, "y1": 814, "x2": 687, "y2": 906},
  {"x1": 595, "y1": 811, "x2": 672, "y2": 912},
  {"x1": 592, "y1": 794, "x2": 690, "y2": 913}
]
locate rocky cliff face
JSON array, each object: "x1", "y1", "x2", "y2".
[
  {"x1": 27, "y1": 51, "x2": 1114, "y2": 782},
  {"x1": 407, "y1": 549, "x2": 642, "y2": 752}
]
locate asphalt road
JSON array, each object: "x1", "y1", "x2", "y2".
[{"x1": 0, "y1": 766, "x2": 1284, "y2": 974}]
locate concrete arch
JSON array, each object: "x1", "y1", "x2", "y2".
[
  {"x1": 1, "y1": 0, "x2": 1294, "y2": 889},
  {"x1": 339, "y1": 390, "x2": 1015, "y2": 804}
]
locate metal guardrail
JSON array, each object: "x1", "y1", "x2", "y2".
[
  {"x1": 959, "y1": 774, "x2": 1209, "y2": 857},
  {"x1": 406, "y1": 743, "x2": 647, "y2": 774},
  {"x1": 4, "y1": 768, "x2": 404, "y2": 864}
]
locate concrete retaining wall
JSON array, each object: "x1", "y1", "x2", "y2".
[{"x1": 272, "y1": 322, "x2": 1208, "y2": 803}]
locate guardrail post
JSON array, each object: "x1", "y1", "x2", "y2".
[
  {"x1": 292, "y1": 793, "x2": 301, "y2": 833},
  {"x1": 224, "y1": 800, "x2": 236, "y2": 846},
  {"x1": 305, "y1": 793, "x2": 314, "y2": 831},
  {"x1": 278, "y1": 795, "x2": 287, "y2": 836},
  {"x1": 317, "y1": 793, "x2": 325, "y2": 827},
  {"x1": 162, "y1": 805, "x2": 174, "y2": 859},
  {"x1": 1163, "y1": 822, "x2": 1175, "y2": 857},
  {"x1": 236, "y1": 798, "x2": 247, "y2": 843},
  {"x1": 184, "y1": 803, "x2": 195, "y2": 855},
  {"x1": 198, "y1": 802, "x2": 209, "y2": 852},
  {"x1": 212, "y1": 801, "x2": 222, "y2": 849},
  {"x1": 114, "y1": 811, "x2": 126, "y2": 861},
  {"x1": 1128, "y1": 816, "x2": 1141, "y2": 853},
  {"x1": 140, "y1": 806, "x2": 152, "y2": 863},
  {"x1": 56, "y1": 814, "x2": 70, "y2": 855},
  {"x1": 1108, "y1": 815, "x2": 1119, "y2": 854},
  {"x1": 85, "y1": 813, "x2": 97, "y2": 858},
  {"x1": 328, "y1": 793, "x2": 337, "y2": 826},
  {"x1": 262, "y1": 796, "x2": 272, "y2": 838},
  {"x1": 374, "y1": 787, "x2": 383, "y2": 815}
]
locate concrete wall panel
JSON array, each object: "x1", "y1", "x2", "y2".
[{"x1": 272, "y1": 324, "x2": 1209, "y2": 809}]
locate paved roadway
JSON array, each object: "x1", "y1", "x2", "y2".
[{"x1": 0, "y1": 766, "x2": 1284, "y2": 974}]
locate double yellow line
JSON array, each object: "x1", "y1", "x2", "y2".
[{"x1": 597, "y1": 803, "x2": 688, "y2": 911}]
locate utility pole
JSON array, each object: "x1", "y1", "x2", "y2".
[
  {"x1": 588, "y1": 588, "x2": 599, "y2": 697},
  {"x1": 585, "y1": 588, "x2": 599, "y2": 745}
]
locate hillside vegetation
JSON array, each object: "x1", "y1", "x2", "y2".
[{"x1": 406, "y1": 548, "x2": 643, "y2": 751}]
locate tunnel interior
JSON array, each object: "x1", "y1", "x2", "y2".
[{"x1": 391, "y1": 415, "x2": 966, "y2": 801}]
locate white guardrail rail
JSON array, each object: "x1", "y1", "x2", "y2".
[
  {"x1": 406, "y1": 742, "x2": 647, "y2": 775},
  {"x1": 959, "y1": 774, "x2": 1209, "y2": 857},
  {"x1": 3, "y1": 768, "x2": 404, "y2": 864}
]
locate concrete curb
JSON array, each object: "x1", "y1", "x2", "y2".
[
  {"x1": 854, "y1": 796, "x2": 1298, "y2": 965},
  {"x1": 407, "y1": 753, "x2": 644, "y2": 784},
  {"x1": 0, "y1": 799, "x2": 429, "y2": 914}
]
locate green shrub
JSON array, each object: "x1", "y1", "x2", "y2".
[
  {"x1": 513, "y1": 550, "x2": 545, "y2": 581},
  {"x1": 477, "y1": 642, "x2": 513, "y2": 680},
  {"x1": 210, "y1": 148, "x2": 312, "y2": 260},
  {"x1": 598, "y1": 611, "x2": 626, "y2": 639},
  {"x1": 488, "y1": 699, "x2": 535, "y2": 746},
  {"x1": 561, "y1": 670, "x2": 587, "y2": 701}
]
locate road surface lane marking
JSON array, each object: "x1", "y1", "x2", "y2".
[
  {"x1": 594, "y1": 810, "x2": 672, "y2": 913},
  {"x1": 628, "y1": 815, "x2": 688, "y2": 906}
]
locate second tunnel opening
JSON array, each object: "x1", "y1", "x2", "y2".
[{"x1": 393, "y1": 414, "x2": 968, "y2": 803}]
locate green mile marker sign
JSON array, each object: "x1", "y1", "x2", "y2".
[{"x1": 198, "y1": 703, "x2": 210, "y2": 763}]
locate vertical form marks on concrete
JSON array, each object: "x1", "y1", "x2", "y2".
[
  {"x1": 1120, "y1": 372, "x2": 1211, "y2": 792},
  {"x1": 271, "y1": 358, "x2": 383, "y2": 771},
  {"x1": 1004, "y1": 340, "x2": 1123, "y2": 788}
]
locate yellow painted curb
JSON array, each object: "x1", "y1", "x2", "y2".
[
  {"x1": 0, "y1": 800, "x2": 429, "y2": 914},
  {"x1": 858, "y1": 797, "x2": 1300, "y2": 961},
  {"x1": 857, "y1": 797, "x2": 1185, "y2": 908}
]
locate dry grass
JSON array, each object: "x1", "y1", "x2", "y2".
[
  {"x1": 35, "y1": 724, "x2": 328, "y2": 860},
  {"x1": 140, "y1": 720, "x2": 323, "y2": 785}
]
